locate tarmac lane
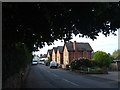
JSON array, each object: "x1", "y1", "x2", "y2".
[{"x1": 23, "y1": 64, "x2": 118, "y2": 89}]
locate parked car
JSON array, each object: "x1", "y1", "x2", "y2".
[
  {"x1": 45, "y1": 60, "x2": 50, "y2": 66},
  {"x1": 50, "y1": 61, "x2": 57, "y2": 68},
  {"x1": 39, "y1": 60, "x2": 45, "y2": 65},
  {"x1": 32, "y1": 61, "x2": 38, "y2": 65}
]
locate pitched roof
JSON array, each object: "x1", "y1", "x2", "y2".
[
  {"x1": 76, "y1": 43, "x2": 93, "y2": 51},
  {"x1": 53, "y1": 47, "x2": 57, "y2": 53},
  {"x1": 65, "y1": 42, "x2": 74, "y2": 52},
  {"x1": 57, "y1": 46, "x2": 63, "y2": 53},
  {"x1": 47, "y1": 49, "x2": 52, "y2": 55},
  {"x1": 42, "y1": 54, "x2": 47, "y2": 58},
  {"x1": 65, "y1": 42, "x2": 93, "y2": 52}
]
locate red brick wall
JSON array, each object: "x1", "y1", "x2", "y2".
[
  {"x1": 83, "y1": 51, "x2": 92, "y2": 59},
  {"x1": 69, "y1": 52, "x2": 74, "y2": 63},
  {"x1": 63, "y1": 43, "x2": 92, "y2": 65},
  {"x1": 87, "y1": 51, "x2": 92, "y2": 59},
  {"x1": 76, "y1": 51, "x2": 83, "y2": 59},
  {"x1": 72, "y1": 51, "x2": 92, "y2": 60}
]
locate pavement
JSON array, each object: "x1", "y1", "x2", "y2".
[
  {"x1": 60, "y1": 68, "x2": 119, "y2": 82},
  {"x1": 89, "y1": 71, "x2": 119, "y2": 82}
]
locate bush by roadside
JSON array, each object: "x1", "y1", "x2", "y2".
[{"x1": 69, "y1": 59, "x2": 108, "y2": 74}]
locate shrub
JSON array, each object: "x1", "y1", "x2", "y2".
[
  {"x1": 70, "y1": 59, "x2": 95, "y2": 70},
  {"x1": 70, "y1": 60, "x2": 81, "y2": 70},
  {"x1": 80, "y1": 59, "x2": 93, "y2": 68}
]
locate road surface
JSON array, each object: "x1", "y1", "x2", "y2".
[{"x1": 23, "y1": 64, "x2": 118, "y2": 88}]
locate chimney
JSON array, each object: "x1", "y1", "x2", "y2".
[{"x1": 73, "y1": 41, "x2": 76, "y2": 50}]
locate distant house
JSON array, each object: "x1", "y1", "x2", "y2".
[
  {"x1": 63, "y1": 41, "x2": 93, "y2": 65},
  {"x1": 57, "y1": 46, "x2": 63, "y2": 64},
  {"x1": 52, "y1": 47, "x2": 57, "y2": 61},
  {"x1": 42, "y1": 54, "x2": 47, "y2": 58},
  {"x1": 113, "y1": 59, "x2": 120, "y2": 71},
  {"x1": 47, "y1": 49, "x2": 53, "y2": 61}
]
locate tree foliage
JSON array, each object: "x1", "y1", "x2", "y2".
[
  {"x1": 3, "y1": 2, "x2": 120, "y2": 51},
  {"x1": 92, "y1": 51, "x2": 111, "y2": 67},
  {"x1": 112, "y1": 49, "x2": 120, "y2": 59},
  {"x1": 3, "y1": 3, "x2": 120, "y2": 82}
]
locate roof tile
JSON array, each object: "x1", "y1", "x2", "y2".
[
  {"x1": 57, "y1": 46, "x2": 63, "y2": 53},
  {"x1": 65, "y1": 42, "x2": 93, "y2": 52}
]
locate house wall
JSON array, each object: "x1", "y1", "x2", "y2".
[
  {"x1": 57, "y1": 52, "x2": 63, "y2": 64},
  {"x1": 63, "y1": 47, "x2": 92, "y2": 66},
  {"x1": 75, "y1": 51, "x2": 83, "y2": 59},
  {"x1": 69, "y1": 52, "x2": 74, "y2": 63},
  {"x1": 47, "y1": 53, "x2": 50, "y2": 59},
  {"x1": 52, "y1": 50, "x2": 56, "y2": 61},
  {"x1": 109, "y1": 62, "x2": 118, "y2": 71},
  {"x1": 59, "y1": 42, "x2": 93, "y2": 67},
  {"x1": 87, "y1": 51, "x2": 92, "y2": 59},
  {"x1": 47, "y1": 53, "x2": 52, "y2": 60},
  {"x1": 57, "y1": 50, "x2": 60, "y2": 64},
  {"x1": 83, "y1": 51, "x2": 87, "y2": 58},
  {"x1": 69, "y1": 51, "x2": 92, "y2": 61},
  {"x1": 63, "y1": 45, "x2": 69, "y2": 65},
  {"x1": 82, "y1": 51, "x2": 92, "y2": 59}
]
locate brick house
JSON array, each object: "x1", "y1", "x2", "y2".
[
  {"x1": 52, "y1": 47, "x2": 57, "y2": 61},
  {"x1": 57, "y1": 46, "x2": 63, "y2": 64},
  {"x1": 63, "y1": 41, "x2": 93, "y2": 65},
  {"x1": 47, "y1": 49, "x2": 53, "y2": 61}
]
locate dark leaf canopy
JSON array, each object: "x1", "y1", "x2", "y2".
[{"x1": 3, "y1": 2, "x2": 120, "y2": 52}]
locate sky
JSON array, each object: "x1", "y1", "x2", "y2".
[{"x1": 33, "y1": 30, "x2": 119, "y2": 56}]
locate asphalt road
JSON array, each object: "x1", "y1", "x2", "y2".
[{"x1": 23, "y1": 64, "x2": 118, "y2": 88}]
